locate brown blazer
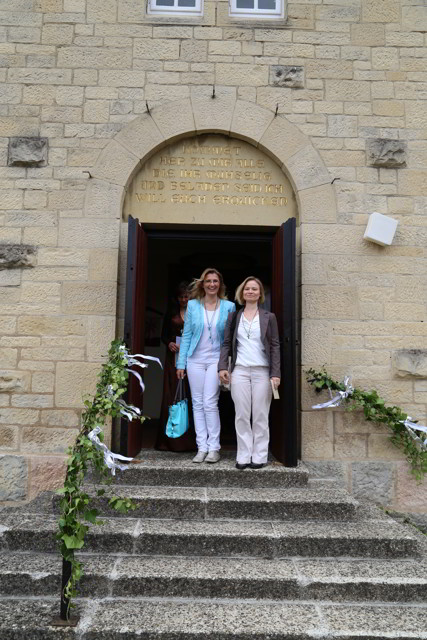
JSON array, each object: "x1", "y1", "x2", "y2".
[{"x1": 218, "y1": 308, "x2": 281, "y2": 379}]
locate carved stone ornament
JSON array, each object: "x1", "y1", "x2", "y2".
[
  {"x1": 366, "y1": 139, "x2": 407, "y2": 168},
  {"x1": 0, "y1": 244, "x2": 37, "y2": 269},
  {"x1": 270, "y1": 65, "x2": 304, "y2": 89},
  {"x1": 393, "y1": 349, "x2": 427, "y2": 378},
  {"x1": 7, "y1": 137, "x2": 48, "y2": 167}
]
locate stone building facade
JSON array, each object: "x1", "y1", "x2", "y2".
[{"x1": 0, "y1": 0, "x2": 426, "y2": 512}]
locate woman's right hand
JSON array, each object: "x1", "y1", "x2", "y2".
[
  {"x1": 176, "y1": 369, "x2": 186, "y2": 379},
  {"x1": 219, "y1": 370, "x2": 230, "y2": 385},
  {"x1": 168, "y1": 341, "x2": 179, "y2": 352}
]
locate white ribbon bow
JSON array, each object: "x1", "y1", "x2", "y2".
[
  {"x1": 400, "y1": 417, "x2": 427, "y2": 451},
  {"x1": 312, "y1": 376, "x2": 354, "y2": 409},
  {"x1": 88, "y1": 426, "x2": 134, "y2": 475}
]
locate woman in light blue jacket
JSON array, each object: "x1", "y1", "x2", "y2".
[{"x1": 177, "y1": 268, "x2": 235, "y2": 464}]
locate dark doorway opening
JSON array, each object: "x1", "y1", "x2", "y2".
[
  {"x1": 121, "y1": 219, "x2": 298, "y2": 467},
  {"x1": 143, "y1": 230, "x2": 273, "y2": 451}
]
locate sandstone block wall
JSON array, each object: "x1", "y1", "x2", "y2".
[{"x1": 0, "y1": 0, "x2": 426, "y2": 512}]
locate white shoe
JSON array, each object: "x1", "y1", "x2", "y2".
[
  {"x1": 205, "y1": 451, "x2": 220, "y2": 464},
  {"x1": 192, "y1": 451, "x2": 207, "y2": 463}
]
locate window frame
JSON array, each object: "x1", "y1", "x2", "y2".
[
  {"x1": 147, "y1": 0, "x2": 203, "y2": 16},
  {"x1": 229, "y1": 0, "x2": 283, "y2": 19}
]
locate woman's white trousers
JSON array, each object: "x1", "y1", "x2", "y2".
[
  {"x1": 186, "y1": 360, "x2": 221, "y2": 452},
  {"x1": 231, "y1": 365, "x2": 272, "y2": 464}
]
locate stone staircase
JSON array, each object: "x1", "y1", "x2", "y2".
[{"x1": 0, "y1": 450, "x2": 426, "y2": 639}]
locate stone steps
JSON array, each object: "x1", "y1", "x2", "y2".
[
  {"x1": 1, "y1": 452, "x2": 425, "y2": 638},
  {"x1": 98, "y1": 451, "x2": 309, "y2": 489},
  {"x1": 2, "y1": 552, "x2": 426, "y2": 604},
  {"x1": 66, "y1": 483, "x2": 358, "y2": 521},
  {"x1": 1, "y1": 511, "x2": 420, "y2": 558},
  {"x1": 1, "y1": 597, "x2": 427, "y2": 639}
]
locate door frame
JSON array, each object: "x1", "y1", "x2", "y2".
[{"x1": 120, "y1": 221, "x2": 300, "y2": 465}]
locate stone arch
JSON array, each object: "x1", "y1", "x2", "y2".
[{"x1": 83, "y1": 93, "x2": 337, "y2": 224}]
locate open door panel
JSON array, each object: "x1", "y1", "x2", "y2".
[
  {"x1": 120, "y1": 215, "x2": 147, "y2": 457},
  {"x1": 270, "y1": 218, "x2": 298, "y2": 466}
]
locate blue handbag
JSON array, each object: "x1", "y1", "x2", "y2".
[{"x1": 166, "y1": 379, "x2": 189, "y2": 438}]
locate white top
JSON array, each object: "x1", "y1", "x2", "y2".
[
  {"x1": 187, "y1": 309, "x2": 220, "y2": 363},
  {"x1": 235, "y1": 314, "x2": 269, "y2": 368}
]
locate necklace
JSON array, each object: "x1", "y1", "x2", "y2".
[
  {"x1": 242, "y1": 310, "x2": 258, "y2": 340},
  {"x1": 204, "y1": 300, "x2": 219, "y2": 343}
]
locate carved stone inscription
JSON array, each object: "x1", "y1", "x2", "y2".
[{"x1": 124, "y1": 134, "x2": 296, "y2": 226}]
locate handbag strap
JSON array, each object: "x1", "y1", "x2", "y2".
[{"x1": 173, "y1": 378, "x2": 186, "y2": 404}]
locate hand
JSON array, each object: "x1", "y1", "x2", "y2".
[
  {"x1": 176, "y1": 369, "x2": 186, "y2": 379},
  {"x1": 168, "y1": 341, "x2": 179, "y2": 353},
  {"x1": 219, "y1": 370, "x2": 230, "y2": 385},
  {"x1": 271, "y1": 377, "x2": 280, "y2": 390}
]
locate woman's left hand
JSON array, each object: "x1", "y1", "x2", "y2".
[{"x1": 271, "y1": 377, "x2": 280, "y2": 390}]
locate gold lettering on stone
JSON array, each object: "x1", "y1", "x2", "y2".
[
  {"x1": 124, "y1": 134, "x2": 296, "y2": 226},
  {"x1": 135, "y1": 193, "x2": 167, "y2": 203}
]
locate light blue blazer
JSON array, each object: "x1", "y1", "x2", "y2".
[{"x1": 176, "y1": 298, "x2": 236, "y2": 370}]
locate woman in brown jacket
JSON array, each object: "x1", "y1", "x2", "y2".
[{"x1": 218, "y1": 277, "x2": 281, "y2": 469}]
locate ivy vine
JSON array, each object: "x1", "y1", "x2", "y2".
[
  {"x1": 56, "y1": 340, "x2": 145, "y2": 618},
  {"x1": 306, "y1": 367, "x2": 427, "y2": 482}
]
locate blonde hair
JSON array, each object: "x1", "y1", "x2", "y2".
[
  {"x1": 189, "y1": 268, "x2": 227, "y2": 300},
  {"x1": 235, "y1": 276, "x2": 265, "y2": 305}
]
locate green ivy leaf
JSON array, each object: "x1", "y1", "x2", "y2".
[{"x1": 62, "y1": 534, "x2": 85, "y2": 550}]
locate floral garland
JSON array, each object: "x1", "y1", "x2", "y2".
[
  {"x1": 305, "y1": 367, "x2": 427, "y2": 482},
  {"x1": 56, "y1": 340, "x2": 160, "y2": 618}
]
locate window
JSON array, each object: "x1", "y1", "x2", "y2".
[
  {"x1": 148, "y1": 0, "x2": 203, "y2": 16},
  {"x1": 229, "y1": 0, "x2": 283, "y2": 18}
]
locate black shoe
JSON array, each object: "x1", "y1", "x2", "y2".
[
  {"x1": 236, "y1": 463, "x2": 249, "y2": 470},
  {"x1": 250, "y1": 462, "x2": 266, "y2": 469}
]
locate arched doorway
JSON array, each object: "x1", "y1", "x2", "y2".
[
  {"x1": 84, "y1": 95, "x2": 336, "y2": 468},
  {"x1": 120, "y1": 134, "x2": 298, "y2": 466}
]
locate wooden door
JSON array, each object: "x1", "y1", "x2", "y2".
[
  {"x1": 120, "y1": 216, "x2": 147, "y2": 457},
  {"x1": 270, "y1": 218, "x2": 298, "y2": 466}
]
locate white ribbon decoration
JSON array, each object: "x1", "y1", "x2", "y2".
[
  {"x1": 402, "y1": 417, "x2": 427, "y2": 435},
  {"x1": 124, "y1": 350, "x2": 162, "y2": 393},
  {"x1": 312, "y1": 376, "x2": 354, "y2": 409},
  {"x1": 116, "y1": 398, "x2": 141, "y2": 422},
  {"x1": 88, "y1": 426, "x2": 134, "y2": 475},
  {"x1": 400, "y1": 417, "x2": 427, "y2": 452},
  {"x1": 126, "y1": 368, "x2": 145, "y2": 392},
  {"x1": 310, "y1": 372, "x2": 427, "y2": 453}
]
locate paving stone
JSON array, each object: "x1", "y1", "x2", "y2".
[
  {"x1": 112, "y1": 555, "x2": 299, "y2": 599},
  {"x1": 85, "y1": 599, "x2": 321, "y2": 638},
  {"x1": 294, "y1": 557, "x2": 427, "y2": 602},
  {"x1": 322, "y1": 603, "x2": 427, "y2": 638},
  {"x1": 111, "y1": 451, "x2": 309, "y2": 489},
  {"x1": 0, "y1": 455, "x2": 28, "y2": 501},
  {"x1": 303, "y1": 460, "x2": 345, "y2": 480},
  {"x1": 0, "y1": 552, "x2": 111, "y2": 597},
  {"x1": 352, "y1": 461, "x2": 394, "y2": 505},
  {"x1": 273, "y1": 520, "x2": 419, "y2": 558},
  {"x1": 0, "y1": 597, "x2": 426, "y2": 639},
  {"x1": 204, "y1": 485, "x2": 357, "y2": 521},
  {"x1": 0, "y1": 552, "x2": 60, "y2": 596},
  {"x1": 76, "y1": 486, "x2": 207, "y2": 520},
  {"x1": 75, "y1": 484, "x2": 356, "y2": 521},
  {"x1": 134, "y1": 519, "x2": 277, "y2": 558},
  {"x1": 0, "y1": 599, "x2": 76, "y2": 640},
  {"x1": 2, "y1": 513, "x2": 137, "y2": 555}
]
